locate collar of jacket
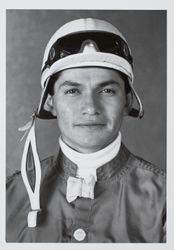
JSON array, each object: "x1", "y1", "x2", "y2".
[{"x1": 55, "y1": 143, "x2": 131, "y2": 182}]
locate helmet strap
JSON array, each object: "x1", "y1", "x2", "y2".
[{"x1": 19, "y1": 113, "x2": 41, "y2": 227}]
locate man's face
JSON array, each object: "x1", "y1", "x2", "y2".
[{"x1": 52, "y1": 67, "x2": 127, "y2": 153}]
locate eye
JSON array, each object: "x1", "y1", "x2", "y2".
[
  {"x1": 64, "y1": 88, "x2": 80, "y2": 95},
  {"x1": 100, "y1": 88, "x2": 116, "y2": 95}
]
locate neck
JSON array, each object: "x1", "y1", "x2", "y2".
[{"x1": 59, "y1": 133, "x2": 122, "y2": 180}]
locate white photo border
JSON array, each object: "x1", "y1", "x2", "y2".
[{"x1": 1, "y1": 0, "x2": 174, "y2": 250}]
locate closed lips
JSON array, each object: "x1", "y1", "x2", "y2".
[{"x1": 75, "y1": 123, "x2": 105, "y2": 126}]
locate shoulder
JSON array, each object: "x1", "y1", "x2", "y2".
[
  {"x1": 6, "y1": 154, "x2": 58, "y2": 207},
  {"x1": 7, "y1": 155, "x2": 57, "y2": 184},
  {"x1": 119, "y1": 144, "x2": 165, "y2": 183},
  {"x1": 122, "y1": 148, "x2": 166, "y2": 201},
  {"x1": 127, "y1": 152, "x2": 166, "y2": 180}
]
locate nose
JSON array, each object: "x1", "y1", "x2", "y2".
[{"x1": 81, "y1": 93, "x2": 100, "y2": 116}]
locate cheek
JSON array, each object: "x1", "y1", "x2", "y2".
[
  {"x1": 104, "y1": 98, "x2": 126, "y2": 119},
  {"x1": 55, "y1": 102, "x2": 73, "y2": 127}
]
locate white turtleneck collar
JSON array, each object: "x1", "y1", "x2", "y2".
[{"x1": 59, "y1": 132, "x2": 121, "y2": 181}]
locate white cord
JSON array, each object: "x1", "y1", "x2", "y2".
[{"x1": 20, "y1": 116, "x2": 41, "y2": 227}]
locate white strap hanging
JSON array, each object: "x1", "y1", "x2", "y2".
[{"x1": 19, "y1": 113, "x2": 41, "y2": 227}]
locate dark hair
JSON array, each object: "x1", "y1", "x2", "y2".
[
  {"x1": 119, "y1": 72, "x2": 131, "y2": 94},
  {"x1": 47, "y1": 73, "x2": 59, "y2": 96},
  {"x1": 47, "y1": 70, "x2": 131, "y2": 96}
]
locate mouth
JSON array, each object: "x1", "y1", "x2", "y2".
[{"x1": 74, "y1": 123, "x2": 106, "y2": 127}]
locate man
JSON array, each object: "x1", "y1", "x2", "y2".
[{"x1": 6, "y1": 18, "x2": 166, "y2": 242}]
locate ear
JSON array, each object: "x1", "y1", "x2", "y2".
[
  {"x1": 43, "y1": 94, "x2": 57, "y2": 116},
  {"x1": 124, "y1": 91, "x2": 133, "y2": 116}
]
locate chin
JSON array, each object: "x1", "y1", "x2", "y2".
[
  {"x1": 63, "y1": 133, "x2": 117, "y2": 153},
  {"x1": 74, "y1": 139, "x2": 111, "y2": 153}
]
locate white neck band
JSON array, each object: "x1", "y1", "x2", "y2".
[{"x1": 59, "y1": 132, "x2": 121, "y2": 180}]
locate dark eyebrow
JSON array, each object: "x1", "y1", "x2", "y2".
[
  {"x1": 97, "y1": 80, "x2": 120, "y2": 88},
  {"x1": 59, "y1": 81, "x2": 81, "y2": 88},
  {"x1": 59, "y1": 80, "x2": 120, "y2": 89}
]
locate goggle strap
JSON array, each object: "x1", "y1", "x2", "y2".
[{"x1": 20, "y1": 114, "x2": 41, "y2": 227}]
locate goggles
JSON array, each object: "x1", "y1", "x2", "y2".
[{"x1": 42, "y1": 32, "x2": 133, "y2": 73}]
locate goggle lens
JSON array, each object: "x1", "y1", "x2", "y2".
[{"x1": 43, "y1": 32, "x2": 133, "y2": 72}]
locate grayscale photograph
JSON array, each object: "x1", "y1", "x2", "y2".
[{"x1": 6, "y1": 10, "x2": 166, "y2": 243}]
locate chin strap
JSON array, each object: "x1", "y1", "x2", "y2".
[{"x1": 18, "y1": 113, "x2": 41, "y2": 227}]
